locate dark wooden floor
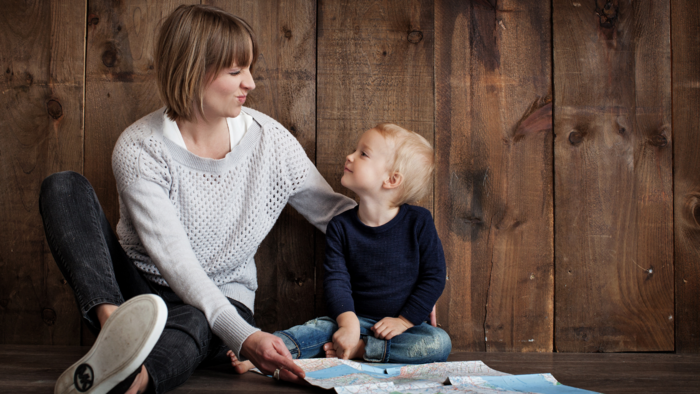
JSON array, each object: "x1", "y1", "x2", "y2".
[{"x1": 2, "y1": 345, "x2": 699, "y2": 393}]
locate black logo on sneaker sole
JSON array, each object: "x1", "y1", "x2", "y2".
[{"x1": 74, "y1": 364, "x2": 94, "y2": 392}]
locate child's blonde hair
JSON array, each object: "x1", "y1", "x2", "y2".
[
  {"x1": 373, "y1": 123, "x2": 434, "y2": 206},
  {"x1": 155, "y1": 5, "x2": 258, "y2": 122}
]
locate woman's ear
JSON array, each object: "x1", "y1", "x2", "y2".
[{"x1": 383, "y1": 172, "x2": 403, "y2": 190}]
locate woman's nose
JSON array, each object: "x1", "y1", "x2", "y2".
[{"x1": 242, "y1": 70, "x2": 256, "y2": 91}]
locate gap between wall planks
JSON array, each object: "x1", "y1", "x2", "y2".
[
  {"x1": 0, "y1": 0, "x2": 85, "y2": 345},
  {"x1": 315, "y1": 0, "x2": 435, "y2": 317},
  {"x1": 554, "y1": 0, "x2": 674, "y2": 352},
  {"x1": 435, "y1": 0, "x2": 553, "y2": 352},
  {"x1": 672, "y1": 0, "x2": 700, "y2": 354}
]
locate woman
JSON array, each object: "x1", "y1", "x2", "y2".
[{"x1": 40, "y1": 5, "x2": 355, "y2": 394}]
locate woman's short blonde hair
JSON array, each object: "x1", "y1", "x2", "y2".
[
  {"x1": 155, "y1": 5, "x2": 258, "y2": 121},
  {"x1": 373, "y1": 123, "x2": 435, "y2": 206}
]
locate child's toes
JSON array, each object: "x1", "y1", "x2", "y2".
[{"x1": 233, "y1": 360, "x2": 254, "y2": 374}]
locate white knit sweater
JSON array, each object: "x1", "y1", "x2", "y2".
[{"x1": 112, "y1": 107, "x2": 356, "y2": 357}]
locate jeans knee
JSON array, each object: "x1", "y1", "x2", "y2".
[
  {"x1": 407, "y1": 326, "x2": 451, "y2": 363},
  {"x1": 40, "y1": 171, "x2": 89, "y2": 210}
]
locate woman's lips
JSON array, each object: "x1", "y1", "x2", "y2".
[{"x1": 237, "y1": 95, "x2": 246, "y2": 103}]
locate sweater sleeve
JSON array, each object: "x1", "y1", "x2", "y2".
[
  {"x1": 323, "y1": 220, "x2": 355, "y2": 319},
  {"x1": 399, "y1": 214, "x2": 447, "y2": 325},
  {"x1": 120, "y1": 178, "x2": 260, "y2": 358},
  {"x1": 288, "y1": 163, "x2": 357, "y2": 234}
]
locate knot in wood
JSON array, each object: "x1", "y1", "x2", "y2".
[
  {"x1": 102, "y1": 43, "x2": 118, "y2": 68},
  {"x1": 408, "y1": 30, "x2": 423, "y2": 44},
  {"x1": 88, "y1": 14, "x2": 99, "y2": 26},
  {"x1": 46, "y1": 100, "x2": 63, "y2": 119},
  {"x1": 283, "y1": 27, "x2": 292, "y2": 39},
  {"x1": 649, "y1": 134, "x2": 667, "y2": 147},
  {"x1": 685, "y1": 193, "x2": 700, "y2": 228},
  {"x1": 596, "y1": 1, "x2": 618, "y2": 28},
  {"x1": 42, "y1": 308, "x2": 57, "y2": 326},
  {"x1": 25, "y1": 72, "x2": 33, "y2": 86},
  {"x1": 568, "y1": 130, "x2": 585, "y2": 146}
]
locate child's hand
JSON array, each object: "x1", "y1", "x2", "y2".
[
  {"x1": 331, "y1": 325, "x2": 361, "y2": 359},
  {"x1": 372, "y1": 316, "x2": 413, "y2": 340}
]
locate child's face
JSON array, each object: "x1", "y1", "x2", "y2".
[{"x1": 341, "y1": 129, "x2": 394, "y2": 197}]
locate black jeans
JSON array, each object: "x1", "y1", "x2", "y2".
[{"x1": 40, "y1": 171, "x2": 255, "y2": 394}]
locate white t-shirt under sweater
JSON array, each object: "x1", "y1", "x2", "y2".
[
  {"x1": 112, "y1": 106, "x2": 356, "y2": 357},
  {"x1": 162, "y1": 110, "x2": 253, "y2": 149}
]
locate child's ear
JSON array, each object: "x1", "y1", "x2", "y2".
[{"x1": 383, "y1": 172, "x2": 403, "y2": 189}]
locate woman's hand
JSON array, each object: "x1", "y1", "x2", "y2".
[
  {"x1": 240, "y1": 331, "x2": 305, "y2": 383},
  {"x1": 371, "y1": 316, "x2": 413, "y2": 340}
]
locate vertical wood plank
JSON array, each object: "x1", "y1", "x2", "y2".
[
  {"x1": 672, "y1": 0, "x2": 700, "y2": 353},
  {"x1": 0, "y1": 0, "x2": 85, "y2": 344},
  {"x1": 434, "y1": 0, "x2": 553, "y2": 352},
  {"x1": 316, "y1": 0, "x2": 434, "y2": 316},
  {"x1": 207, "y1": 0, "x2": 319, "y2": 332},
  {"x1": 553, "y1": 0, "x2": 673, "y2": 352}
]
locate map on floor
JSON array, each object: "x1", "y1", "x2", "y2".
[{"x1": 258, "y1": 359, "x2": 599, "y2": 393}]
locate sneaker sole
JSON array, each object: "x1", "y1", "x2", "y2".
[{"x1": 54, "y1": 294, "x2": 167, "y2": 394}]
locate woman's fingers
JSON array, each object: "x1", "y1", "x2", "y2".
[{"x1": 270, "y1": 352, "x2": 305, "y2": 379}]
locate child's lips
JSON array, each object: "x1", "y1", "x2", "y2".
[{"x1": 344, "y1": 166, "x2": 352, "y2": 173}]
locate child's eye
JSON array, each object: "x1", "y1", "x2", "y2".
[
  {"x1": 361, "y1": 151, "x2": 368, "y2": 157},
  {"x1": 230, "y1": 70, "x2": 241, "y2": 76}
]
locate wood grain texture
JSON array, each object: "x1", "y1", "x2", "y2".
[
  {"x1": 0, "y1": 0, "x2": 85, "y2": 345},
  {"x1": 672, "y1": 0, "x2": 700, "y2": 353},
  {"x1": 553, "y1": 0, "x2": 673, "y2": 352},
  {"x1": 434, "y1": 0, "x2": 553, "y2": 352},
  {"x1": 316, "y1": 0, "x2": 434, "y2": 316},
  {"x1": 206, "y1": 0, "x2": 319, "y2": 332}
]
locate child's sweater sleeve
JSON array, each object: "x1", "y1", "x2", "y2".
[
  {"x1": 399, "y1": 214, "x2": 447, "y2": 325},
  {"x1": 323, "y1": 220, "x2": 355, "y2": 319}
]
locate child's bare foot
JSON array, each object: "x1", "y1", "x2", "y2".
[
  {"x1": 226, "y1": 350, "x2": 255, "y2": 374},
  {"x1": 323, "y1": 339, "x2": 365, "y2": 360}
]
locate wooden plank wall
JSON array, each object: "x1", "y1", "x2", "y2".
[
  {"x1": 435, "y1": 0, "x2": 553, "y2": 352},
  {"x1": 673, "y1": 0, "x2": 700, "y2": 353},
  {"x1": 0, "y1": 0, "x2": 85, "y2": 345},
  {"x1": 1, "y1": 0, "x2": 699, "y2": 354},
  {"x1": 553, "y1": 0, "x2": 674, "y2": 352}
]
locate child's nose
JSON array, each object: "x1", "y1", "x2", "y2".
[{"x1": 346, "y1": 153, "x2": 353, "y2": 162}]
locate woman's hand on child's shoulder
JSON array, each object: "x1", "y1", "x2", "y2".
[{"x1": 371, "y1": 316, "x2": 413, "y2": 340}]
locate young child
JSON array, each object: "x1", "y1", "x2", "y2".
[{"x1": 229, "y1": 123, "x2": 450, "y2": 369}]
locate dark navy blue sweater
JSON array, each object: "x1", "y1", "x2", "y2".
[{"x1": 323, "y1": 204, "x2": 446, "y2": 325}]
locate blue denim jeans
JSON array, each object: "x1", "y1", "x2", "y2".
[
  {"x1": 40, "y1": 171, "x2": 252, "y2": 394},
  {"x1": 274, "y1": 316, "x2": 451, "y2": 364}
]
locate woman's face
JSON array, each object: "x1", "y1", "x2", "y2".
[{"x1": 201, "y1": 57, "x2": 256, "y2": 120}]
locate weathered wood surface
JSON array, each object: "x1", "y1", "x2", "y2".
[
  {"x1": 672, "y1": 0, "x2": 700, "y2": 353},
  {"x1": 315, "y1": 0, "x2": 435, "y2": 317},
  {"x1": 434, "y1": 0, "x2": 553, "y2": 352},
  {"x1": 553, "y1": 0, "x2": 674, "y2": 352},
  {"x1": 3, "y1": 345, "x2": 700, "y2": 393},
  {"x1": 0, "y1": 0, "x2": 85, "y2": 345},
  {"x1": 206, "y1": 0, "x2": 319, "y2": 333}
]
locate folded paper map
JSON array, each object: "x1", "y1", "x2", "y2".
[{"x1": 257, "y1": 359, "x2": 599, "y2": 394}]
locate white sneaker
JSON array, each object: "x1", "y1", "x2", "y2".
[{"x1": 55, "y1": 294, "x2": 167, "y2": 394}]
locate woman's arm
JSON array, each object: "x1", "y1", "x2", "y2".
[{"x1": 120, "y1": 178, "x2": 260, "y2": 357}]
